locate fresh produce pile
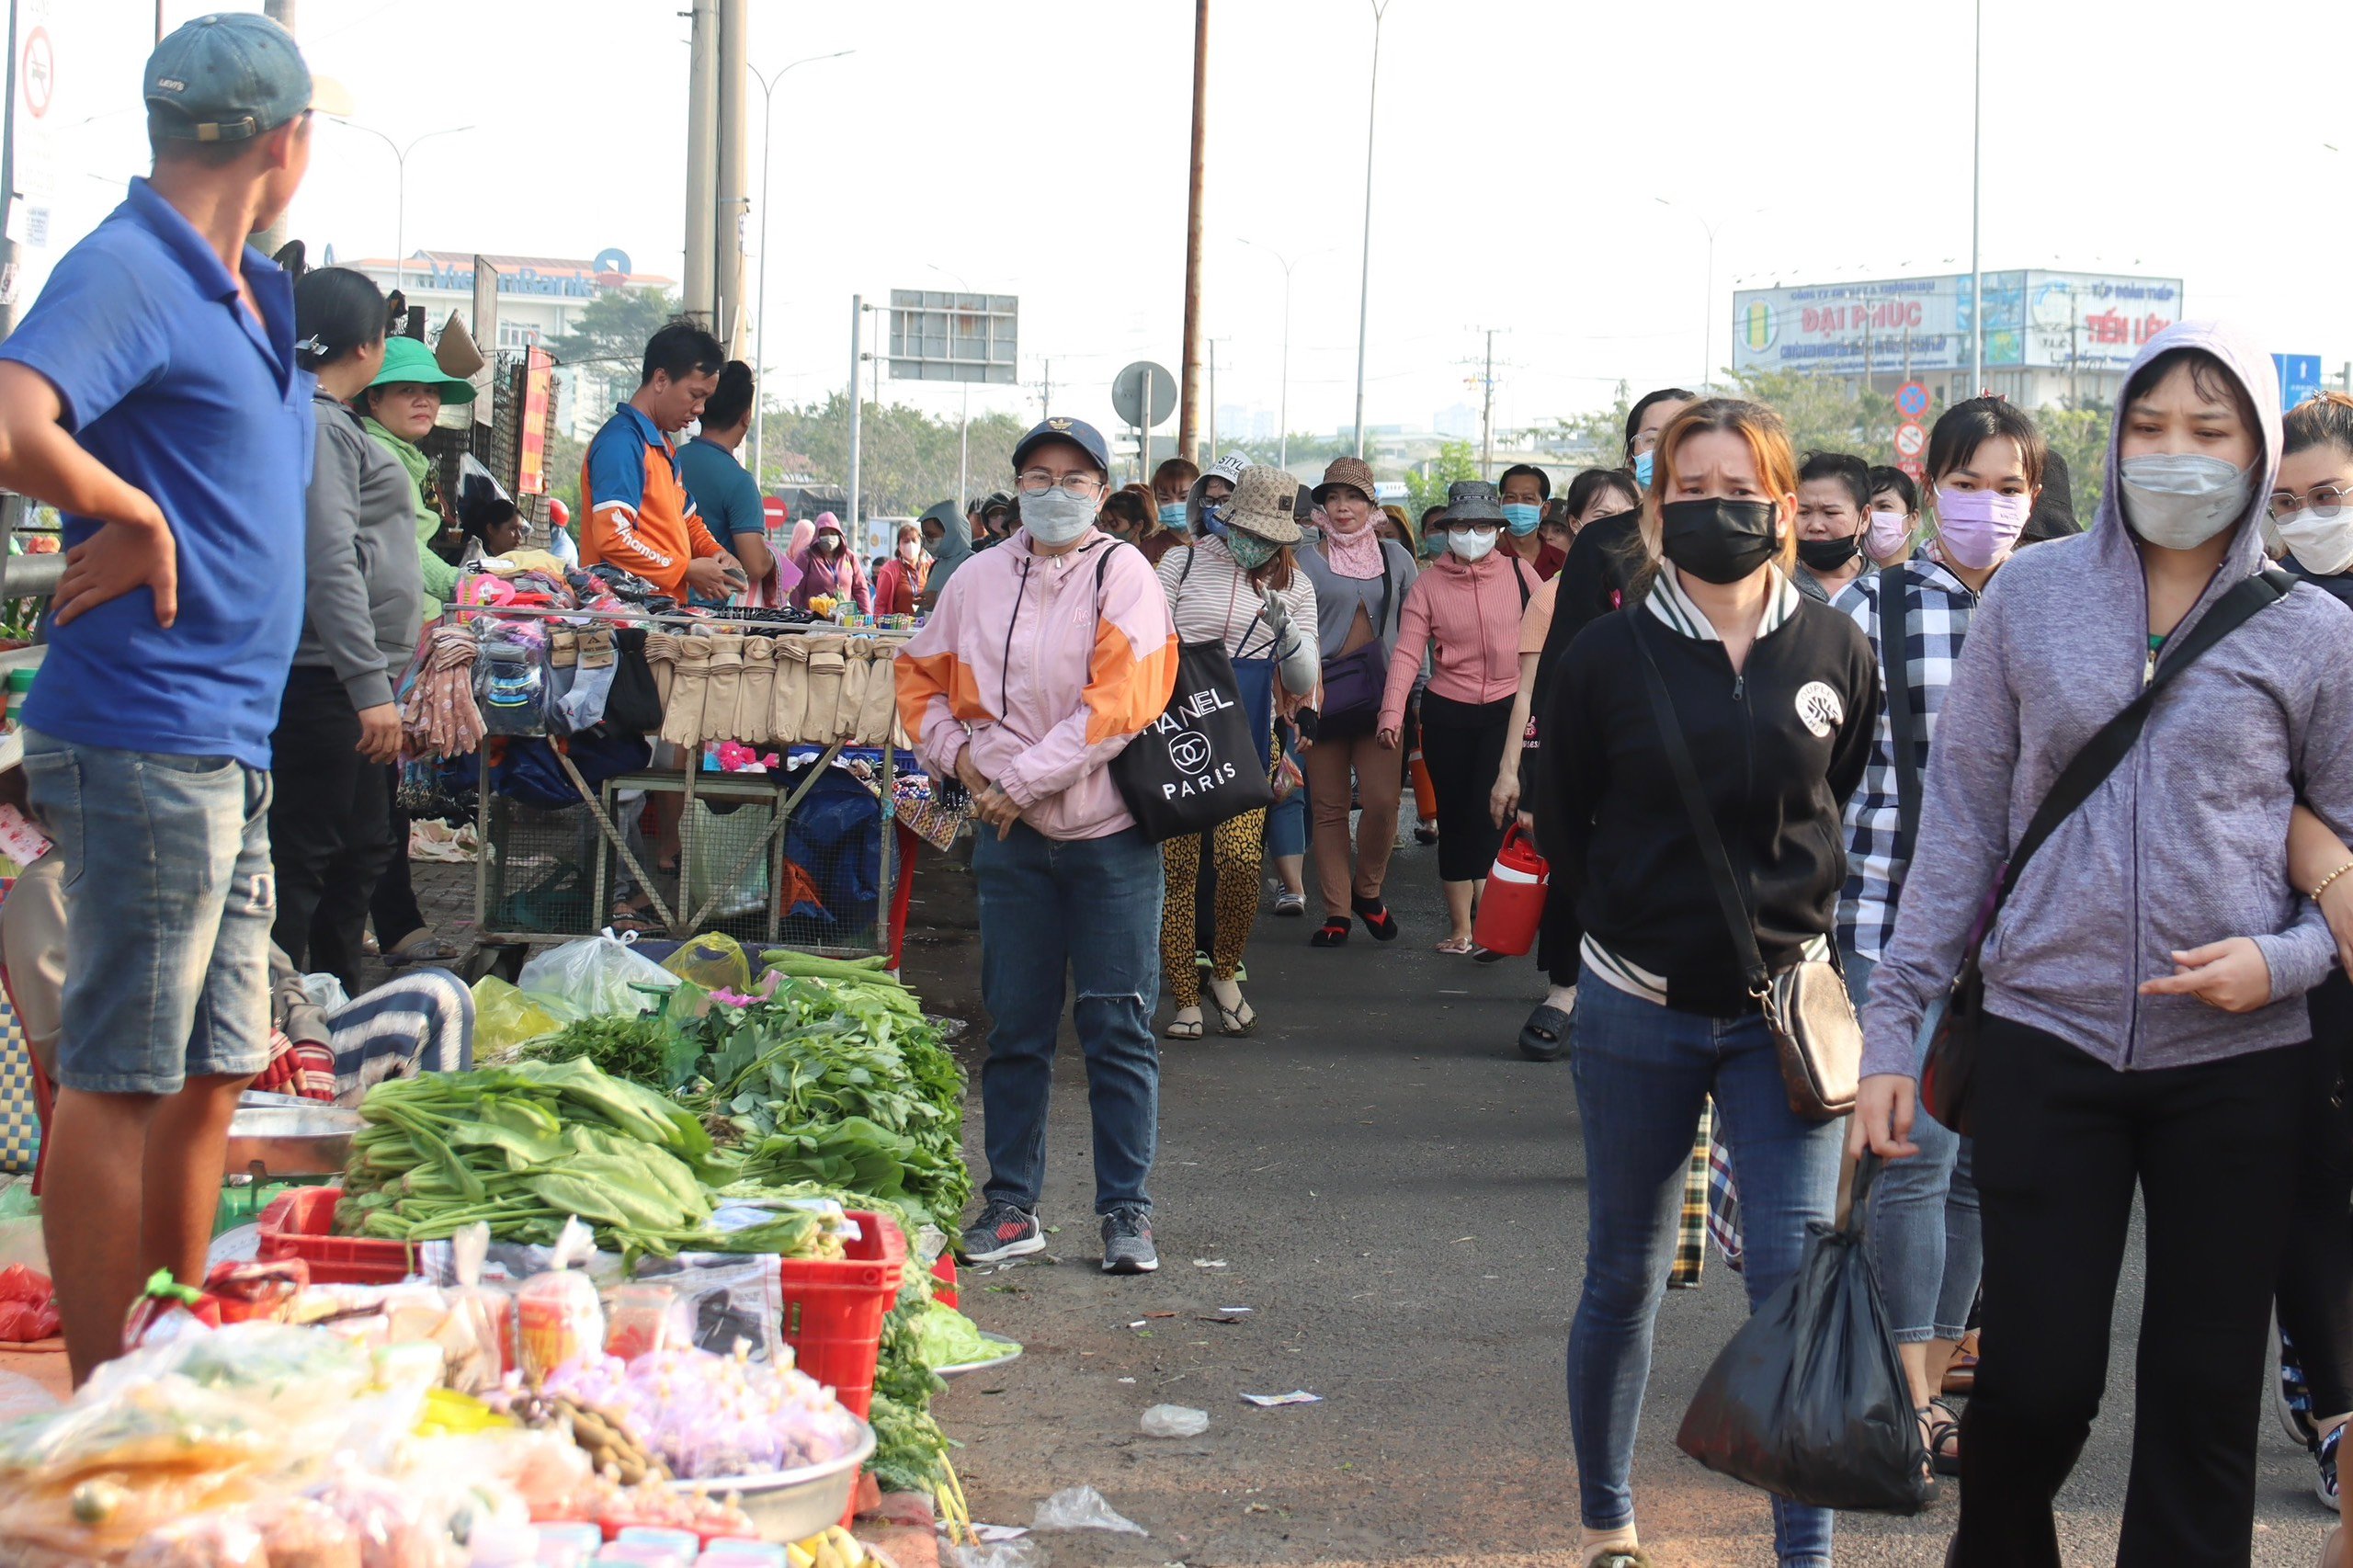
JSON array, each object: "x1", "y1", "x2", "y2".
[
  {"x1": 333, "y1": 1058, "x2": 830, "y2": 1261},
  {"x1": 537, "y1": 1346, "x2": 864, "y2": 1481}
]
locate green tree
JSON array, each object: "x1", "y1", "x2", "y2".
[
  {"x1": 755, "y1": 392, "x2": 1026, "y2": 517},
  {"x1": 545, "y1": 288, "x2": 685, "y2": 380},
  {"x1": 1404, "y1": 439, "x2": 1480, "y2": 520},
  {"x1": 2032, "y1": 399, "x2": 2112, "y2": 524},
  {"x1": 1723, "y1": 366, "x2": 1907, "y2": 461}
]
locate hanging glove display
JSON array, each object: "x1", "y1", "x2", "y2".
[
  {"x1": 643, "y1": 630, "x2": 679, "y2": 711},
  {"x1": 701, "y1": 629, "x2": 746, "y2": 742},
  {"x1": 660, "y1": 634, "x2": 715, "y2": 749},
  {"x1": 857, "y1": 639, "x2": 903, "y2": 746},
  {"x1": 771, "y1": 635, "x2": 812, "y2": 746},
  {"x1": 835, "y1": 637, "x2": 871, "y2": 743},
  {"x1": 736, "y1": 635, "x2": 777, "y2": 744},
  {"x1": 801, "y1": 635, "x2": 848, "y2": 746}
]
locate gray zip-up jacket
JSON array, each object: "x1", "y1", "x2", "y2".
[
  {"x1": 295, "y1": 389, "x2": 423, "y2": 710},
  {"x1": 1862, "y1": 320, "x2": 2353, "y2": 1077}
]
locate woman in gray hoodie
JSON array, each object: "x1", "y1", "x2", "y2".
[{"x1": 1853, "y1": 323, "x2": 2353, "y2": 1566}]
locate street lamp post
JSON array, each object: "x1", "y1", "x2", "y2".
[
  {"x1": 751, "y1": 50, "x2": 855, "y2": 488},
  {"x1": 338, "y1": 122, "x2": 474, "y2": 299},
  {"x1": 1239, "y1": 239, "x2": 1324, "y2": 470},
  {"x1": 1969, "y1": 0, "x2": 1984, "y2": 392},
  {"x1": 1350, "y1": 0, "x2": 1393, "y2": 460},
  {"x1": 1654, "y1": 198, "x2": 1760, "y2": 392}
]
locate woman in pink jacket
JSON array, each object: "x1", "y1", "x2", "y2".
[
  {"x1": 1378, "y1": 481, "x2": 1540, "y2": 951},
  {"x1": 894, "y1": 417, "x2": 1179, "y2": 1277}
]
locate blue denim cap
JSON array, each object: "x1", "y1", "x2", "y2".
[
  {"x1": 144, "y1": 12, "x2": 341, "y2": 142},
  {"x1": 1011, "y1": 416, "x2": 1111, "y2": 477}
]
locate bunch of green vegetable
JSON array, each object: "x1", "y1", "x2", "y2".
[
  {"x1": 531, "y1": 1013, "x2": 704, "y2": 1090},
  {"x1": 334, "y1": 1058, "x2": 825, "y2": 1261},
  {"x1": 694, "y1": 973, "x2": 969, "y2": 1232}
]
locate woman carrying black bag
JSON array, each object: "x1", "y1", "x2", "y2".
[
  {"x1": 1853, "y1": 324, "x2": 2353, "y2": 1568},
  {"x1": 1536, "y1": 399, "x2": 1876, "y2": 1568}
]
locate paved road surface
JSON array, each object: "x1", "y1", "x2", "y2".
[{"x1": 897, "y1": 840, "x2": 2337, "y2": 1568}]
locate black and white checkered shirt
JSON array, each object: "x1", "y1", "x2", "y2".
[{"x1": 1837, "y1": 556, "x2": 1980, "y2": 961}]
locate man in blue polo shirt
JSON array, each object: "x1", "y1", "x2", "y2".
[{"x1": 0, "y1": 13, "x2": 326, "y2": 1381}]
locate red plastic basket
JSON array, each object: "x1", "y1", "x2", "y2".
[
  {"x1": 256, "y1": 1186, "x2": 419, "y2": 1284},
  {"x1": 929, "y1": 1251, "x2": 958, "y2": 1311},
  {"x1": 779, "y1": 1210, "x2": 904, "y2": 1420}
]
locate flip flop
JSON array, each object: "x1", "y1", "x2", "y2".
[
  {"x1": 1352, "y1": 893, "x2": 1400, "y2": 941},
  {"x1": 1165, "y1": 1008, "x2": 1204, "y2": 1040},
  {"x1": 1435, "y1": 936, "x2": 1475, "y2": 955}
]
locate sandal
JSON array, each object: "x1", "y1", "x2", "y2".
[
  {"x1": 1311, "y1": 918, "x2": 1351, "y2": 948},
  {"x1": 1518, "y1": 1003, "x2": 1572, "y2": 1062},
  {"x1": 1942, "y1": 1331, "x2": 1980, "y2": 1395},
  {"x1": 1584, "y1": 1551, "x2": 1654, "y2": 1568},
  {"x1": 607, "y1": 900, "x2": 660, "y2": 937},
  {"x1": 1165, "y1": 1007, "x2": 1204, "y2": 1040},
  {"x1": 1924, "y1": 1397, "x2": 1963, "y2": 1477},
  {"x1": 1435, "y1": 935, "x2": 1475, "y2": 955},
  {"x1": 1209, "y1": 982, "x2": 1256, "y2": 1037},
  {"x1": 383, "y1": 931, "x2": 462, "y2": 967},
  {"x1": 1352, "y1": 893, "x2": 1400, "y2": 942}
]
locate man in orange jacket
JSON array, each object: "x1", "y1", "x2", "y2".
[{"x1": 581, "y1": 322, "x2": 744, "y2": 599}]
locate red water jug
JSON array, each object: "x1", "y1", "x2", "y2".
[{"x1": 1472, "y1": 823, "x2": 1549, "y2": 957}]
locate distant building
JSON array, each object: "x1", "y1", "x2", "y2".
[
  {"x1": 1434, "y1": 403, "x2": 1476, "y2": 439},
  {"x1": 343, "y1": 247, "x2": 674, "y2": 437},
  {"x1": 1731, "y1": 269, "x2": 2185, "y2": 410}
]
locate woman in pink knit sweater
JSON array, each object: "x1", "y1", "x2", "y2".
[{"x1": 1378, "y1": 480, "x2": 1540, "y2": 951}]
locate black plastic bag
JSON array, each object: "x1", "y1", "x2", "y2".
[{"x1": 1675, "y1": 1155, "x2": 1930, "y2": 1514}]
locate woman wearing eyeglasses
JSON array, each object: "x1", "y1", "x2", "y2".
[{"x1": 894, "y1": 418, "x2": 1180, "y2": 1277}]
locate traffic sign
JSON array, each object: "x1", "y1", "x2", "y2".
[
  {"x1": 2276, "y1": 353, "x2": 2325, "y2": 413},
  {"x1": 1112, "y1": 361, "x2": 1177, "y2": 428},
  {"x1": 1898, "y1": 457, "x2": 1926, "y2": 482},
  {"x1": 1895, "y1": 381, "x2": 1929, "y2": 421},
  {"x1": 1894, "y1": 421, "x2": 1927, "y2": 460}
]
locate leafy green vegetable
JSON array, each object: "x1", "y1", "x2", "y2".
[
  {"x1": 907, "y1": 1301, "x2": 1007, "y2": 1371},
  {"x1": 531, "y1": 1015, "x2": 702, "y2": 1090}
]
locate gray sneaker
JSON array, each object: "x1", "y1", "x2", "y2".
[
  {"x1": 960, "y1": 1200, "x2": 1043, "y2": 1264},
  {"x1": 1101, "y1": 1206, "x2": 1158, "y2": 1274}
]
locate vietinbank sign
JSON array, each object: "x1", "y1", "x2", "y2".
[
  {"x1": 418, "y1": 259, "x2": 627, "y2": 300},
  {"x1": 1732, "y1": 270, "x2": 2182, "y2": 376}
]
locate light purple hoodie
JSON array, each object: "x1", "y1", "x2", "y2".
[{"x1": 1861, "y1": 321, "x2": 2353, "y2": 1078}]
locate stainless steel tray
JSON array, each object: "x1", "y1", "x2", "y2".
[
  {"x1": 937, "y1": 1329, "x2": 1023, "y2": 1380},
  {"x1": 665, "y1": 1419, "x2": 876, "y2": 1541},
  {"x1": 223, "y1": 1101, "x2": 364, "y2": 1177}
]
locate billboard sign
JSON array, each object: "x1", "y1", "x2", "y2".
[
  {"x1": 1731, "y1": 270, "x2": 2182, "y2": 377},
  {"x1": 2276, "y1": 353, "x2": 2326, "y2": 412},
  {"x1": 886, "y1": 290, "x2": 1018, "y2": 384}
]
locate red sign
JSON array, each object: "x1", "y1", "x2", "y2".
[
  {"x1": 21, "y1": 29, "x2": 52, "y2": 119},
  {"x1": 1898, "y1": 458, "x2": 1925, "y2": 481},
  {"x1": 1894, "y1": 421, "x2": 1927, "y2": 459},
  {"x1": 517, "y1": 348, "x2": 553, "y2": 495},
  {"x1": 762, "y1": 495, "x2": 789, "y2": 534}
]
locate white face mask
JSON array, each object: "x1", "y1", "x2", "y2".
[
  {"x1": 1021, "y1": 487, "x2": 1097, "y2": 547},
  {"x1": 2119, "y1": 452, "x2": 2253, "y2": 550},
  {"x1": 1448, "y1": 526, "x2": 1498, "y2": 562},
  {"x1": 2274, "y1": 506, "x2": 2353, "y2": 577}
]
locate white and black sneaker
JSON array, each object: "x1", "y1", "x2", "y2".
[
  {"x1": 1100, "y1": 1206, "x2": 1159, "y2": 1274},
  {"x1": 960, "y1": 1200, "x2": 1044, "y2": 1264},
  {"x1": 2322, "y1": 1423, "x2": 2344, "y2": 1514}
]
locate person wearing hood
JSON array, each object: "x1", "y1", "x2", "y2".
[
  {"x1": 918, "y1": 499, "x2": 973, "y2": 612},
  {"x1": 1153, "y1": 465, "x2": 1320, "y2": 1040},
  {"x1": 1297, "y1": 456, "x2": 1419, "y2": 946},
  {"x1": 874, "y1": 518, "x2": 929, "y2": 617},
  {"x1": 895, "y1": 417, "x2": 1179, "y2": 1277},
  {"x1": 1379, "y1": 481, "x2": 1540, "y2": 953},
  {"x1": 359, "y1": 335, "x2": 475, "y2": 617},
  {"x1": 1854, "y1": 324, "x2": 2353, "y2": 1565},
  {"x1": 790, "y1": 512, "x2": 870, "y2": 614},
  {"x1": 1184, "y1": 451, "x2": 1249, "y2": 539}
]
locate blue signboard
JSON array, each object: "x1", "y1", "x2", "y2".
[{"x1": 2277, "y1": 353, "x2": 2325, "y2": 412}]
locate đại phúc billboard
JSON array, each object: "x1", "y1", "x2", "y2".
[{"x1": 1731, "y1": 271, "x2": 2182, "y2": 378}]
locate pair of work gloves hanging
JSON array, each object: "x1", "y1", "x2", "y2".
[{"x1": 645, "y1": 631, "x2": 904, "y2": 752}]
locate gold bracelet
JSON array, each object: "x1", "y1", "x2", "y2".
[{"x1": 2313, "y1": 861, "x2": 2353, "y2": 903}]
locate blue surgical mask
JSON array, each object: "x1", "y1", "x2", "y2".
[
  {"x1": 1501, "y1": 502, "x2": 1542, "y2": 537},
  {"x1": 1632, "y1": 450, "x2": 1654, "y2": 488},
  {"x1": 1158, "y1": 503, "x2": 1186, "y2": 528},
  {"x1": 1205, "y1": 501, "x2": 1233, "y2": 539}
]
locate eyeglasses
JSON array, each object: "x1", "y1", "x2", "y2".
[
  {"x1": 2269, "y1": 483, "x2": 2353, "y2": 521},
  {"x1": 1016, "y1": 469, "x2": 1104, "y2": 499}
]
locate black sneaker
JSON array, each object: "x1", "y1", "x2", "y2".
[
  {"x1": 960, "y1": 1200, "x2": 1044, "y2": 1264},
  {"x1": 1100, "y1": 1206, "x2": 1158, "y2": 1274}
]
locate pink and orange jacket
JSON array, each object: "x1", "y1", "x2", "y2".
[
  {"x1": 895, "y1": 528, "x2": 1178, "y2": 840},
  {"x1": 1378, "y1": 549, "x2": 1540, "y2": 733}
]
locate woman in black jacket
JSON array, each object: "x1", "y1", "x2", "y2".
[{"x1": 1536, "y1": 398, "x2": 1877, "y2": 1568}]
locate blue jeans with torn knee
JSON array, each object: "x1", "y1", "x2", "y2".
[
  {"x1": 1568, "y1": 977, "x2": 1844, "y2": 1567},
  {"x1": 972, "y1": 821, "x2": 1164, "y2": 1215}
]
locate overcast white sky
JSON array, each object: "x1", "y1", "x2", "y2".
[{"x1": 36, "y1": 0, "x2": 2353, "y2": 443}]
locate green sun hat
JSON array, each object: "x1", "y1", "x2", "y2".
[{"x1": 367, "y1": 336, "x2": 477, "y2": 404}]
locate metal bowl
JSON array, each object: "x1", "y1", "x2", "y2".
[
  {"x1": 222, "y1": 1101, "x2": 365, "y2": 1178},
  {"x1": 937, "y1": 1330, "x2": 1023, "y2": 1381},
  {"x1": 666, "y1": 1420, "x2": 875, "y2": 1542}
]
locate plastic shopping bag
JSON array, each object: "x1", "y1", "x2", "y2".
[
  {"x1": 1674, "y1": 1155, "x2": 1930, "y2": 1514},
  {"x1": 516, "y1": 933, "x2": 680, "y2": 1021},
  {"x1": 470, "y1": 976, "x2": 563, "y2": 1055}
]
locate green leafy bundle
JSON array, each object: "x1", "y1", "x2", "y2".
[{"x1": 532, "y1": 1014, "x2": 704, "y2": 1090}]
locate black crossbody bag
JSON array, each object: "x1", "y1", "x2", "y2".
[
  {"x1": 1632, "y1": 615, "x2": 1862, "y2": 1120},
  {"x1": 1920, "y1": 567, "x2": 2295, "y2": 1131}
]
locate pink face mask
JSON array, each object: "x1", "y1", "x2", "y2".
[
  {"x1": 1934, "y1": 486, "x2": 2031, "y2": 570},
  {"x1": 1866, "y1": 508, "x2": 1912, "y2": 561}
]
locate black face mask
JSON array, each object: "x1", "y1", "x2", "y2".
[
  {"x1": 1659, "y1": 498, "x2": 1780, "y2": 585},
  {"x1": 1796, "y1": 534, "x2": 1861, "y2": 573}
]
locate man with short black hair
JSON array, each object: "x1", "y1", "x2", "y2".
[
  {"x1": 1497, "y1": 462, "x2": 1564, "y2": 578},
  {"x1": 676, "y1": 359, "x2": 779, "y2": 595},
  {"x1": 582, "y1": 322, "x2": 744, "y2": 599},
  {"x1": 0, "y1": 11, "x2": 333, "y2": 1381},
  {"x1": 1793, "y1": 449, "x2": 1873, "y2": 603}
]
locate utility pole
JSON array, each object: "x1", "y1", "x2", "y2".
[
  {"x1": 713, "y1": 0, "x2": 750, "y2": 354},
  {"x1": 683, "y1": 0, "x2": 720, "y2": 328},
  {"x1": 1040, "y1": 358, "x2": 1053, "y2": 416},
  {"x1": 1477, "y1": 328, "x2": 1496, "y2": 480},
  {"x1": 847, "y1": 295, "x2": 862, "y2": 541},
  {"x1": 1351, "y1": 1, "x2": 1393, "y2": 459},
  {"x1": 1968, "y1": 0, "x2": 1984, "y2": 393},
  {"x1": 1177, "y1": 0, "x2": 1210, "y2": 464}
]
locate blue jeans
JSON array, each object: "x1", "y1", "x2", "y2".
[
  {"x1": 972, "y1": 822, "x2": 1165, "y2": 1215},
  {"x1": 1846, "y1": 950, "x2": 1982, "y2": 1345},
  {"x1": 1266, "y1": 784, "x2": 1307, "y2": 861},
  {"x1": 1569, "y1": 978, "x2": 1844, "y2": 1566},
  {"x1": 19, "y1": 729, "x2": 275, "y2": 1095}
]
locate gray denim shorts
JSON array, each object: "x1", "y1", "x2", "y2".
[{"x1": 19, "y1": 729, "x2": 275, "y2": 1095}]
